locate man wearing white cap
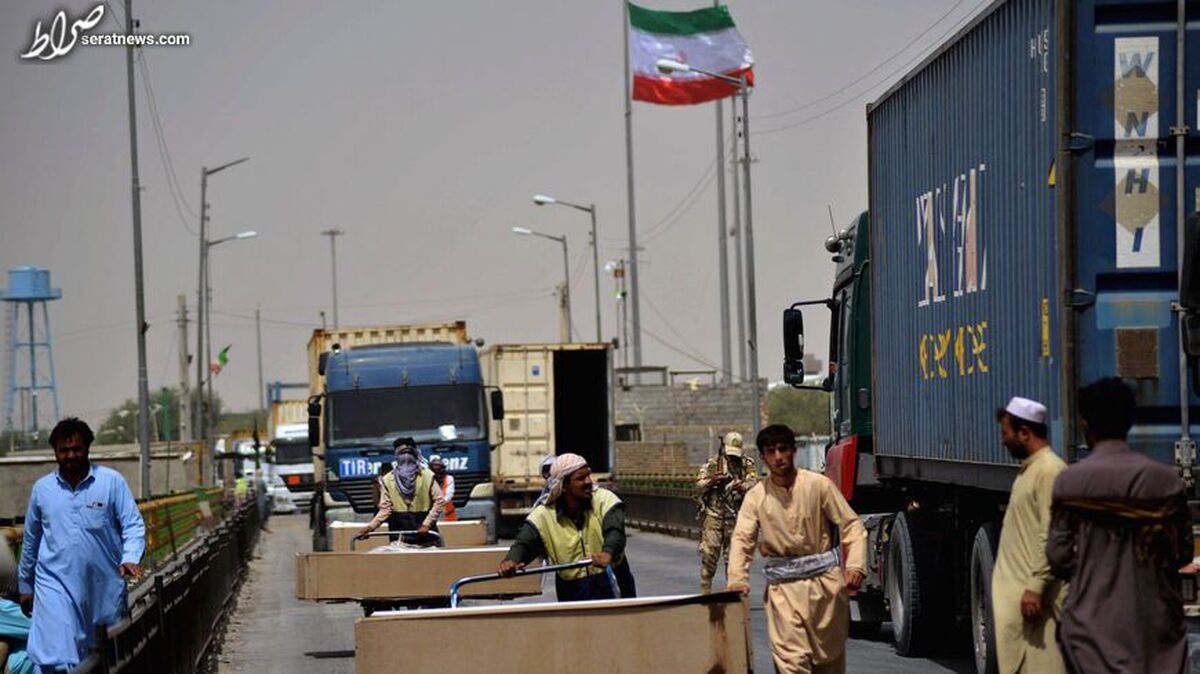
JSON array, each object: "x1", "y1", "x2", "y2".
[
  {"x1": 991, "y1": 396, "x2": 1066, "y2": 674},
  {"x1": 696, "y1": 431, "x2": 757, "y2": 592}
]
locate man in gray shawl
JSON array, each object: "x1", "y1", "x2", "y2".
[{"x1": 1047, "y1": 378, "x2": 1193, "y2": 674}]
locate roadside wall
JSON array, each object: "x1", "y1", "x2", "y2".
[
  {"x1": 0, "y1": 442, "x2": 202, "y2": 519},
  {"x1": 614, "y1": 381, "x2": 764, "y2": 466}
]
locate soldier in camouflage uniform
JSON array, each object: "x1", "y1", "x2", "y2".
[{"x1": 696, "y1": 431, "x2": 757, "y2": 592}]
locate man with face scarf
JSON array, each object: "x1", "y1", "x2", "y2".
[
  {"x1": 498, "y1": 453, "x2": 637, "y2": 601},
  {"x1": 356, "y1": 438, "x2": 445, "y2": 542}
]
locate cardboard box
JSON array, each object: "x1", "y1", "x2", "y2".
[
  {"x1": 437, "y1": 520, "x2": 487, "y2": 547},
  {"x1": 294, "y1": 547, "x2": 541, "y2": 601},
  {"x1": 355, "y1": 592, "x2": 752, "y2": 673}
]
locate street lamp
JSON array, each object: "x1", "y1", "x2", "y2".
[
  {"x1": 656, "y1": 58, "x2": 762, "y2": 435},
  {"x1": 512, "y1": 227, "x2": 572, "y2": 342},
  {"x1": 533, "y1": 194, "x2": 601, "y2": 342},
  {"x1": 199, "y1": 225, "x2": 255, "y2": 477},
  {"x1": 196, "y1": 157, "x2": 250, "y2": 479}
]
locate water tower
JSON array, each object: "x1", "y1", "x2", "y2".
[{"x1": 2, "y1": 267, "x2": 62, "y2": 440}]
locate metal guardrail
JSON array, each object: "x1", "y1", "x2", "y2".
[{"x1": 75, "y1": 496, "x2": 261, "y2": 674}]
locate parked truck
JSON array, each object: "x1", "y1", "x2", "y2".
[
  {"x1": 782, "y1": 1, "x2": 1199, "y2": 671},
  {"x1": 269, "y1": 398, "x2": 313, "y2": 512},
  {"x1": 306, "y1": 322, "x2": 504, "y2": 550},
  {"x1": 480, "y1": 342, "x2": 615, "y2": 536}
]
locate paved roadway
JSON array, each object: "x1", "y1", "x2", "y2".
[{"x1": 217, "y1": 514, "x2": 973, "y2": 673}]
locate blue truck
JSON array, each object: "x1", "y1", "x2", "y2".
[
  {"x1": 782, "y1": 1, "x2": 1198, "y2": 671},
  {"x1": 305, "y1": 323, "x2": 503, "y2": 551}
]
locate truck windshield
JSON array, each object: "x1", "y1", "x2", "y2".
[
  {"x1": 328, "y1": 384, "x2": 484, "y2": 445},
  {"x1": 273, "y1": 440, "x2": 312, "y2": 465}
]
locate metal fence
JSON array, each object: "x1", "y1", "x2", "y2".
[{"x1": 76, "y1": 496, "x2": 261, "y2": 674}]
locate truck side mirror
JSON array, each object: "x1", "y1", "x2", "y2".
[
  {"x1": 783, "y1": 308, "x2": 806, "y2": 385},
  {"x1": 490, "y1": 390, "x2": 505, "y2": 420},
  {"x1": 318, "y1": 352, "x2": 330, "y2": 376},
  {"x1": 1181, "y1": 214, "x2": 1200, "y2": 357},
  {"x1": 307, "y1": 397, "x2": 322, "y2": 448}
]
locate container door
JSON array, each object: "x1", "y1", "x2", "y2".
[
  {"x1": 495, "y1": 348, "x2": 552, "y2": 480},
  {"x1": 1072, "y1": 0, "x2": 1199, "y2": 464}
]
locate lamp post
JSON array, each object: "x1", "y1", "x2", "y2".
[
  {"x1": 201, "y1": 228, "x2": 257, "y2": 470},
  {"x1": 513, "y1": 227, "x2": 571, "y2": 342},
  {"x1": 196, "y1": 157, "x2": 249, "y2": 479},
  {"x1": 655, "y1": 59, "x2": 761, "y2": 435},
  {"x1": 533, "y1": 194, "x2": 601, "y2": 342}
]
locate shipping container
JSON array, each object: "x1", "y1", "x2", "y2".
[
  {"x1": 480, "y1": 343, "x2": 614, "y2": 520},
  {"x1": 781, "y1": 0, "x2": 1199, "y2": 668},
  {"x1": 868, "y1": 0, "x2": 1198, "y2": 487}
]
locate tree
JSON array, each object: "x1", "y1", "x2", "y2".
[
  {"x1": 768, "y1": 386, "x2": 831, "y2": 435},
  {"x1": 97, "y1": 388, "x2": 224, "y2": 445}
]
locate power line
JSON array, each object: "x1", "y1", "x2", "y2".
[
  {"x1": 753, "y1": 0, "x2": 988, "y2": 137},
  {"x1": 641, "y1": 290, "x2": 721, "y2": 370},
  {"x1": 643, "y1": 326, "x2": 720, "y2": 370},
  {"x1": 138, "y1": 52, "x2": 199, "y2": 235},
  {"x1": 755, "y1": 0, "x2": 968, "y2": 121}
]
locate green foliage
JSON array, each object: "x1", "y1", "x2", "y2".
[
  {"x1": 768, "y1": 386, "x2": 831, "y2": 435},
  {"x1": 97, "y1": 388, "x2": 224, "y2": 445}
]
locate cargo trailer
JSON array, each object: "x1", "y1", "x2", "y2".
[{"x1": 782, "y1": 0, "x2": 1199, "y2": 671}]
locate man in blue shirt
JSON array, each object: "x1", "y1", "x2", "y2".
[{"x1": 17, "y1": 418, "x2": 146, "y2": 671}]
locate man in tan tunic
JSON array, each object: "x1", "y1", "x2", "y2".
[
  {"x1": 727, "y1": 424, "x2": 867, "y2": 674},
  {"x1": 992, "y1": 397, "x2": 1066, "y2": 674}
]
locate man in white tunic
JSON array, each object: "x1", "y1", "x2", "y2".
[{"x1": 727, "y1": 424, "x2": 867, "y2": 674}]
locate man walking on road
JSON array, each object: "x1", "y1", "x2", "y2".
[
  {"x1": 499, "y1": 453, "x2": 637, "y2": 601},
  {"x1": 17, "y1": 418, "x2": 146, "y2": 671},
  {"x1": 991, "y1": 397, "x2": 1066, "y2": 674},
  {"x1": 727, "y1": 424, "x2": 866, "y2": 674},
  {"x1": 1047, "y1": 378, "x2": 1192, "y2": 674},
  {"x1": 696, "y1": 431, "x2": 757, "y2": 592}
]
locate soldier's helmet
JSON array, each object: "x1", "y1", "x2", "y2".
[{"x1": 723, "y1": 431, "x2": 744, "y2": 457}]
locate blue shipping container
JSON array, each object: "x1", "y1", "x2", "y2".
[{"x1": 868, "y1": 0, "x2": 1199, "y2": 487}]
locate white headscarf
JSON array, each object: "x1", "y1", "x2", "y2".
[{"x1": 545, "y1": 453, "x2": 589, "y2": 506}]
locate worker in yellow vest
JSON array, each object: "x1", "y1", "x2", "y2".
[
  {"x1": 356, "y1": 438, "x2": 445, "y2": 542},
  {"x1": 428, "y1": 455, "x2": 457, "y2": 522},
  {"x1": 498, "y1": 453, "x2": 637, "y2": 601}
]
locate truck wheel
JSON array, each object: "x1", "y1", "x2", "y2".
[
  {"x1": 969, "y1": 523, "x2": 1000, "y2": 674},
  {"x1": 886, "y1": 512, "x2": 945, "y2": 656}
]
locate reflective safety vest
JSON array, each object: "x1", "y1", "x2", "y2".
[
  {"x1": 527, "y1": 487, "x2": 622, "y2": 580},
  {"x1": 382, "y1": 468, "x2": 434, "y2": 513}
]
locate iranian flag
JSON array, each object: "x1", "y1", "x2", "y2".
[{"x1": 629, "y1": 2, "x2": 754, "y2": 106}]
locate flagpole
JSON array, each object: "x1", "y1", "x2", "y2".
[
  {"x1": 713, "y1": 0, "x2": 732, "y2": 386},
  {"x1": 622, "y1": 0, "x2": 644, "y2": 382}
]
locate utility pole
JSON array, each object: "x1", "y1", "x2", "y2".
[
  {"x1": 713, "y1": 0, "x2": 732, "y2": 385},
  {"x1": 255, "y1": 306, "x2": 264, "y2": 417},
  {"x1": 556, "y1": 282, "x2": 570, "y2": 343},
  {"x1": 738, "y1": 76, "x2": 762, "y2": 436},
  {"x1": 123, "y1": 0, "x2": 152, "y2": 499},
  {"x1": 731, "y1": 103, "x2": 747, "y2": 381},
  {"x1": 321, "y1": 229, "x2": 344, "y2": 329},
  {"x1": 176, "y1": 294, "x2": 191, "y2": 442}
]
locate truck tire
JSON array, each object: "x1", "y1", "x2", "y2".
[
  {"x1": 886, "y1": 512, "x2": 946, "y2": 656},
  {"x1": 969, "y1": 523, "x2": 1000, "y2": 674}
]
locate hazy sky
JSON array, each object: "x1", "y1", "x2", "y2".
[{"x1": 0, "y1": 0, "x2": 985, "y2": 427}]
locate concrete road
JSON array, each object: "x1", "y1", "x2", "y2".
[{"x1": 218, "y1": 514, "x2": 973, "y2": 673}]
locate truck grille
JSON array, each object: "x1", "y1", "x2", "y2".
[{"x1": 334, "y1": 471, "x2": 492, "y2": 514}]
